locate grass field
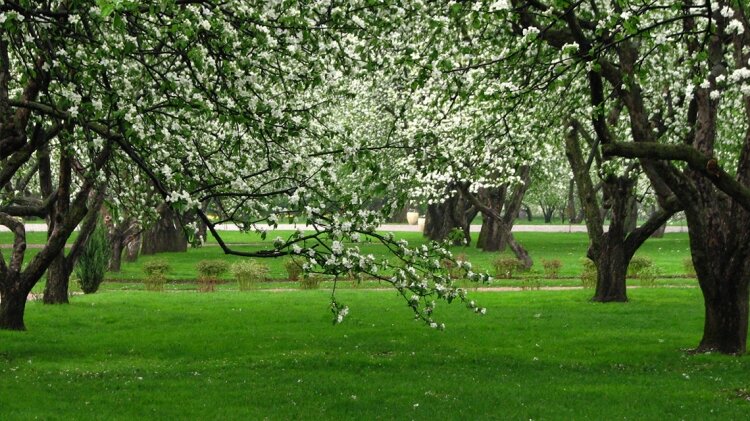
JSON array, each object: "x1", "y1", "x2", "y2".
[
  {"x1": 13, "y1": 231, "x2": 695, "y2": 293},
  {"x1": 1, "y1": 289, "x2": 748, "y2": 419},
  {"x1": 108, "y1": 231, "x2": 694, "y2": 282}
]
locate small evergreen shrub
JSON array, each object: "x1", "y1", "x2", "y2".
[
  {"x1": 143, "y1": 259, "x2": 170, "y2": 292},
  {"x1": 683, "y1": 257, "x2": 696, "y2": 277},
  {"x1": 493, "y1": 257, "x2": 521, "y2": 279},
  {"x1": 580, "y1": 258, "x2": 597, "y2": 289},
  {"x1": 284, "y1": 259, "x2": 303, "y2": 281},
  {"x1": 232, "y1": 260, "x2": 269, "y2": 291},
  {"x1": 75, "y1": 218, "x2": 111, "y2": 294},
  {"x1": 196, "y1": 260, "x2": 229, "y2": 292},
  {"x1": 300, "y1": 274, "x2": 323, "y2": 290},
  {"x1": 541, "y1": 259, "x2": 562, "y2": 279}
]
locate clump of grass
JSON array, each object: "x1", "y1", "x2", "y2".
[
  {"x1": 196, "y1": 260, "x2": 229, "y2": 292},
  {"x1": 284, "y1": 259, "x2": 303, "y2": 281},
  {"x1": 493, "y1": 256, "x2": 521, "y2": 279},
  {"x1": 683, "y1": 257, "x2": 696, "y2": 277},
  {"x1": 580, "y1": 258, "x2": 597, "y2": 289},
  {"x1": 143, "y1": 259, "x2": 170, "y2": 292},
  {"x1": 300, "y1": 274, "x2": 323, "y2": 290},
  {"x1": 232, "y1": 260, "x2": 269, "y2": 291},
  {"x1": 541, "y1": 258, "x2": 562, "y2": 279}
]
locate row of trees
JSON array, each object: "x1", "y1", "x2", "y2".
[{"x1": 2, "y1": 1, "x2": 749, "y2": 354}]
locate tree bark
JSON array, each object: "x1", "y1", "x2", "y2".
[
  {"x1": 698, "y1": 287, "x2": 748, "y2": 354},
  {"x1": 477, "y1": 215, "x2": 508, "y2": 251},
  {"x1": 589, "y1": 177, "x2": 634, "y2": 302},
  {"x1": 0, "y1": 283, "x2": 29, "y2": 331},
  {"x1": 124, "y1": 232, "x2": 141, "y2": 262},
  {"x1": 141, "y1": 203, "x2": 188, "y2": 254},
  {"x1": 424, "y1": 192, "x2": 471, "y2": 245},
  {"x1": 43, "y1": 255, "x2": 69, "y2": 304},
  {"x1": 566, "y1": 178, "x2": 579, "y2": 223},
  {"x1": 109, "y1": 234, "x2": 124, "y2": 272}
]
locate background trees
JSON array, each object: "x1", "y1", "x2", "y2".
[{"x1": 0, "y1": 1, "x2": 489, "y2": 330}]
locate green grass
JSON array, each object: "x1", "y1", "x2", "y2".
[
  {"x1": 106, "y1": 231, "x2": 693, "y2": 282},
  {"x1": 1, "y1": 289, "x2": 747, "y2": 419}
]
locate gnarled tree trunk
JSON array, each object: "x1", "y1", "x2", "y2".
[
  {"x1": 424, "y1": 191, "x2": 473, "y2": 245},
  {"x1": 0, "y1": 285, "x2": 30, "y2": 331},
  {"x1": 141, "y1": 203, "x2": 188, "y2": 254}
]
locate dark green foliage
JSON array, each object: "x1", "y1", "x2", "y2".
[{"x1": 75, "y1": 217, "x2": 111, "y2": 294}]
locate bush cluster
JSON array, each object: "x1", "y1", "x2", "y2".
[
  {"x1": 143, "y1": 259, "x2": 170, "y2": 292},
  {"x1": 541, "y1": 259, "x2": 562, "y2": 279},
  {"x1": 493, "y1": 257, "x2": 522, "y2": 279},
  {"x1": 232, "y1": 260, "x2": 269, "y2": 291},
  {"x1": 196, "y1": 260, "x2": 229, "y2": 292}
]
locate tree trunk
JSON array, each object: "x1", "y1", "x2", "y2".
[
  {"x1": 42, "y1": 255, "x2": 69, "y2": 304},
  {"x1": 141, "y1": 204, "x2": 188, "y2": 254},
  {"x1": 698, "y1": 288, "x2": 748, "y2": 354},
  {"x1": 109, "y1": 233, "x2": 124, "y2": 272},
  {"x1": 566, "y1": 179, "x2": 579, "y2": 223},
  {"x1": 523, "y1": 203, "x2": 533, "y2": 221},
  {"x1": 591, "y1": 233, "x2": 628, "y2": 302},
  {"x1": 477, "y1": 216, "x2": 508, "y2": 251},
  {"x1": 424, "y1": 193, "x2": 471, "y2": 244},
  {"x1": 0, "y1": 280, "x2": 30, "y2": 331},
  {"x1": 124, "y1": 233, "x2": 141, "y2": 262},
  {"x1": 649, "y1": 206, "x2": 666, "y2": 238},
  {"x1": 542, "y1": 206, "x2": 555, "y2": 223},
  {"x1": 624, "y1": 195, "x2": 638, "y2": 234}
]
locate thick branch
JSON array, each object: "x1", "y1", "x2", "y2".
[{"x1": 603, "y1": 142, "x2": 750, "y2": 211}]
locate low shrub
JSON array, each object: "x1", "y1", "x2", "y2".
[
  {"x1": 75, "y1": 218, "x2": 111, "y2": 294},
  {"x1": 442, "y1": 253, "x2": 468, "y2": 279},
  {"x1": 196, "y1": 260, "x2": 229, "y2": 292},
  {"x1": 493, "y1": 257, "x2": 521, "y2": 279},
  {"x1": 541, "y1": 259, "x2": 562, "y2": 279},
  {"x1": 521, "y1": 278, "x2": 542, "y2": 290},
  {"x1": 143, "y1": 259, "x2": 170, "y2": 292},
  {"x1": 627, "y1": 256, "x2": 653, "y2": 278},
  {"x1": 683, "y1": 257, "x2": 696, "y2": 277},
  {"x1": 580, "y1": 258, "x2": 597, "y2": 289},
  {"x1": 284, "y1": 259, "x2": 303, "y2": 281},
  {"x1": 638, "y1": 265, "x2": 660, "y2": 288},
  {"x1": 300, "y1": 274, "x2": 323, "y2": 290},
  {"x1": 232, "y1": 260, "x2": 269, "y2": 291}
]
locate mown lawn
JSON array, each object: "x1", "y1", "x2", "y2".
[
  {"x1": 106, "y1": 231, "x2": 693, "y2": 282},
  {"x1": 1, "y1": 289, "x2": 747, "y2": 419}
]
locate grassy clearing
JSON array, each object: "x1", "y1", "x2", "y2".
[
  {"x1": 1, "y1": 289, "x2": 747, "y2": 419},
  {"x1": 108, "y1": 231, "x2": 693, "y2": 281}
]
